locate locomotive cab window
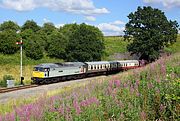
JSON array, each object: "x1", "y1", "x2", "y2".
[{"x1": 33, "y1": 67, "x2": 44, "y2": 72}]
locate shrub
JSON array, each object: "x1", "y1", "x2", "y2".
[{"x1": 0, "y1": 75, "x2": 14, "y2": 87}]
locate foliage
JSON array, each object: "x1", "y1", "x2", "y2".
[
  {"x1": 0, "y1": 21, "x2": 20, "y2": 32},
  {"x1": 66, "y1": 23, "x2": 105, "y2": 62},
  {"x1": 25, "y1": 34, "x2": 44, "y2": 60},
  {"x1": 124, "y1": 6, "x2": 179, "y2": 61},
  {"x1": 0, "y1": 75, "x2": 14, "y2": 87},
  {"x1": 21, "y1": 20, "x2": 41, "y2": 32},
  {"x1": 40, "y1": 22, "x2": 57, "y2": 50},
  {"x1": 59, "y1": 23, "x2": 78, "y2": 39},
  {"x1": 47, "y1": 31, "x2": 68, "y2": 59},
  {"x1": 0, "y1": 53, "x2": 179, "y2": 120},
  {"x1": 0, "y1": 30, "x2": 19, "y2": 54},
  {"x1": 41, "y1": 22, "x2": 57, "y2": 35}
]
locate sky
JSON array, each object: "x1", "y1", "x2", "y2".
[{"x1": 0, "y1": 0, "x2": 180, "y2": 36}]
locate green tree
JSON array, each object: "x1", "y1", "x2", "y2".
[
  {"x1": 0, "y1": 21, "x2": 20, "y2": 32},
  {"x1": 42, "y1": 22, "x2": 57, "y2": 35},
  {"x1": 21, "y1": 20, "x2": 40, "y2": 32},
  {"x1": 0, "y1": 30, "x2": 19, "y2": 54},
  {"x1": 59, "y1": 23, "x2": 79, "y2": 39},
  {"x1": 25, "y1": 34, "x2": 43, "y2": 60},
  {"x1": 47, "y1": 31, "x2": 68, "y2": 59},
  {"x1": 38, "y1": 22, "x2": 57, "y2": 51},
  {"x1": 66, "y1": 23, "x2": 105, "y2": 62},
  {"x1": 124, "y1": 6, "x2": 179, "y2": 61}
]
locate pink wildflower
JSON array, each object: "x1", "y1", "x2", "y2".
[
  {"x1": 73, "y1": 99, "x2": 81, "y2": 115},
  {"x1": 114, "y1": 80, "x2": 121, "y2": 87},
  {"x1": 140, "y1": 111, "x2": 146, "y2": 121},
  {"x1": 130, "y1": 85, "x2": 135, "y2": 94},
  {"x1": 135, "y1": 80, "x2": 140, "y2": 86},
  {"x1": 160, "y1": 104, "x2": 166, "y2": 112},
  {"x1": 4, "y1": 112, "x2": 15, "y2": 121},
  {"x1": 147, "y1": 82, "x2": 154, "y2": 89},
  {"x1": 120, "y1": 113, "x2": 124, "y2": 119}
]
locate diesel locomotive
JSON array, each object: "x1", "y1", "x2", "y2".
[{"x1": 31, "y1": 60, "x2": 142, "y2": 84}]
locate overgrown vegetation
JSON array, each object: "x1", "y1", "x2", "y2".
[{"x1": 0, "y1": 53, "x2": 179, "y2": 120}]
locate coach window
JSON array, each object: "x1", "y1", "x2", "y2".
[
  {"x1": 89, "y1": 65, "x2": 91, "y2": 70},
  {"x1": 91, "y1": 65, "x2": 93, "y2": 70}
]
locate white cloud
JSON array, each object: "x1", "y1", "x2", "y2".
[
  {"x1": 96, "y1": 20, "x2": 125, "y2": 36},
  {"x1": 111, "y1": 20, "x2": 125, "y2": 25},
  {"x1": 0, "y1": 0, "x2": 109, "y2": 15},
  {"x1": 85, "y1": 16, "x2": 96, "y2": 21},
  {"x1": 143, "y1": 0, "x2": 180, "y2": 8},
  {"x1": 55, "y1": 23, "x2": 65, "y2": 28},
  {"x1": 43, "y1": 18, "x2": 50, "y2": 23},
  {"x1": 1, "y1": 0, "x2": 36, "y2": 11}
]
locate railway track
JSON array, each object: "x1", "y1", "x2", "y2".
[{"x1": 0, "y1": 85, "x2": 39, "y2": 93}]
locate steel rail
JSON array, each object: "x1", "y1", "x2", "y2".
[{"x1": 0, "y1": 85, "x2": 38, "y2": 93}]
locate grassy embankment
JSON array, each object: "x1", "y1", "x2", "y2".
[
  {"x1": 0, "y1": 35, "x2": 180, "y2": 84},
  {"x1": 0, "y1": 52, "x2": 179, "y2": 120}
]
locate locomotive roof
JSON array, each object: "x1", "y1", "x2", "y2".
[{"x1": 35, "y1": 62, "x2": 85, "y2": 68}]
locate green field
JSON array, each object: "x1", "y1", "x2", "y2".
[
  {"x1": 103, "y1": 36, "x2": 128, "y2": 60},
  {"x1": 0, "y1": 35, "x2": 180, "y2": 84}
]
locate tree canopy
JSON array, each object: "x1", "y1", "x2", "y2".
[
  {"x1": 64, "y1": 23, "x2": 105, "y2": 62},
  {"x1": 0, "y1": 21, "x2": 20, "y2": 32},
  {"x1": 0, "y1": 20, "x2": 105, "y2": 61},
  {"x1": 124, "y1": 6, "x2": 179, "y2": 61},
  {"x1": 24, "y1": 33, "x2": 44, "y2": 60},
  {"x1": 21, "y1": 20, "x2": 41, "y2": 32},
  {"x1": 47, "y1": 31, "x2": 68, "y2": 59},
  {"x1": 0, "y1": 30, "x2": 19, "y2": 54}
]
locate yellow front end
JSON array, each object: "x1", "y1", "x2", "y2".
[{"x1": 32, "y1": 71, "x2": 45, "y2": 78}]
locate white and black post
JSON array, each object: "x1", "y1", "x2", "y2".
[{"x1": 16, "y1": 33, "x2": 24, "y2": 85}]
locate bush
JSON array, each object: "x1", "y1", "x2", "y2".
[{"x1": 0, "y1": 75, "x2": 14, "y2": 87}]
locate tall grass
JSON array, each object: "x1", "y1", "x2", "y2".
[
  {"x1": 0, "y1": 53, "x2": 179, "y2": 121},
  {"x1": 0, "y1": 53, "x2": 63, "y2": 83}
]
